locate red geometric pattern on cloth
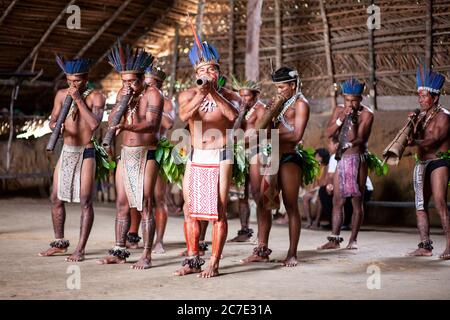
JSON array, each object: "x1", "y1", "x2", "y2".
[{"x1": 188, "y1": 163, "x2": 220, "y2": 221}]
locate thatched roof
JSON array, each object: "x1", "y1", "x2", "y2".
[
  {"x1": 1, "y1": 0, "x2": 449, "y2": 115},
  {"x1": 0, "y1": 0, "x2": 198, "y2": 114}
]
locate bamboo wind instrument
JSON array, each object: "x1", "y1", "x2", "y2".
[
  {"x1": 46, "y1": 95, "x2": 73, "y2": 151},
  {"x1": 382, "y1": 108, "x2": 420, "y2": 166},
  {"x1": 102, "y1": 91, "x2": 133, "y2": 148},
  {"x1": 255, "y1": 95, "x2": 287, "y2": 130},
  {"x1": 335, "y1": 109, "x2": 358, "y2": 161},
  {"x1": 196, "y1": 76, "x2": 210, "y2": 86}
]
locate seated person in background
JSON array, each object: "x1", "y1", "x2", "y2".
[
  {"x1": 318, "y1": 137, "x2": 338, "y2": 229},
  {"x1": 303, "y1": 148, "x2": 330, "y2": 229}
]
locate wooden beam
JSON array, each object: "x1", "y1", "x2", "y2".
[
  {"x1": 319, "y1": 0, "x2": 336, "y2": 110},
  {"x1": 425, "y1": 0, "x2": 433, "y2": 67},
  {"x1": 367, "y1": 0, "x2": 377, "y2": 110},
  {"x1": 0, "y1": 0, "x2": 19, "y2": 27},
  {"x1": 55, "y1": 0, "x2": 133, "y2": 82},
  {"x1": 91, "y1": 1, "x2": 156, "y2": 71},
  {"x1": 274, "y1": 0, "x2": 282, "y2": 69},
  {"x1": 196, "y1": 0, "x2": 205, "y2": 35},
  {"x1": 16, "y1": 0, "x2": 77, "y2": 72},
  {"x1": 228, "y1": 0, "x2": 235, "y2": 76},
  {"x1": 245, "y1": 0, "x2": 263, "y2": 81},
  {"x1": 169, "y1": 25, "x2": 179, "y2": 98},
  {"x1": 0, "y1": 79, "x2": 54, "y2": 87},
  {"x1": 6, "y1": 84, "x2": 19, "y2": 171}
]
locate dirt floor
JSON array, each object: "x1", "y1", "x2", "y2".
[{"x1": 0, "y1": 198, "x2": 449, "y2": 300}]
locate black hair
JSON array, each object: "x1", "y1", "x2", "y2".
[{"x1": 315, "y1": 148, "x2": 330, "y2": 165}]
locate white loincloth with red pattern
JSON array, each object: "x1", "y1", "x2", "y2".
[{"x1": 188, "y1": 148, "x2": 230, "y2": 221}]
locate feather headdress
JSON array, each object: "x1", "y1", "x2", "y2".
[
  {"x1": 187, "y1": 15, "x2": 219, "y2": 70},
  {"x1": 55, "y1": 55, "x2": 92, "y2": 76},
  {"x1": 340, "y1": 77, "x2": 365, "y2": 95},
  {"x1": 145, "y1": 65, "x2": 167, "y2": 82},
  {"x1": 107, "y1": 40, "x2": 154, "y2": 75},
  {"x1": 231, "y1": 74, "x2": 261, "y2": 93},
  {"x1": 416, "y1": 62, "x2": 445, "y2": 94}
]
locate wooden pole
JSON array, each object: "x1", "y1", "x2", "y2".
[
  {"x1": 92, "y1": 1, "x2": 156, "y2": 70},
  {"x1": 245, "y1": 0, "x2": 263, "y2": 81},
  {"x1": 319, "y1": 0, "x2": 337, "y2": 110},
  {"x1": 425, "y1": 0, "x2": 433, "y2": 68},
  {"x1": 196, "y1": 0, "x2": 205, "y2": 36},
  {"x1": 55, "y1": 0, "x2": 133, "y2": 81},
  {"x1": 368, "y1": 0, "x2": 377, "y2": 111},
  {"x1": 274, "y1": 0, "x2": 282, "y2": 69},
  {"x1": 228, "y1": 0, "x2": 236, "y2": 76},
  {"x1": 169, "y1": 25, "x2": 179, "y2": 98},
  {"x1": 6, "y1": 84, "x2": 19, "y2": 172},
  {"x1": 0, "y1": 0, "x2": 19, "y2": 27},
  {"x1": 16, "y1": 0, "x2": 77, "y2": 72}
]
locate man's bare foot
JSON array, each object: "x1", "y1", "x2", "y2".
[
  {"x1": 439, "y1": 249, "x2": 450, "y2": 260},
  {"x1": 126, "y1": 233, "x2": 141, "y2": 249},
  {"x1": 173, "y1": 264, "x2": 202, "y2": 276},
  {"x1": 126, "y1": 241, "x2": 139, "y2": 249},
  {"x1": 131, "y1": 257, "x2": 152, "y2": 270},
  {"x1": 310, "y1": 222, "x2": 321, "y2": 230},
  {"x1": 198, "y1": 257, "x2": 219, "y2": 278},
  {"x1": 274, "y1": 216, "x2": 288, "y2": 225},
  {"x1": 173, "y1": 256, "x2": 204, "y2": 276},
  {"x1": 65, "y1": 251, "x2": 85, "y2": 262},
  {"x1": 38, "y1": 247, "x2": 67, "y2": 257},
  {"x1": 407, "y1": 248, "x2": 433, "y2": 256},
  {"x1": 240, "y1": 254, "x2": 269, "y2": 264},
  {"x1": 346, "y1": 241, "x2": 358, "y2": 250},
  {"x1": 96, "y1": 255, "x2": 126, "y2": 264},
  {"x1": 317, "y1": 241, "x2": 340, "y2": 250},
  {"x1": 282, "y1": 256, "x2": 298, "y2": 267},
  {"x1": 228, "y1": 234, "x2": 251, "y2": 242},
  {"x1": 152, "y1": 242, "x2": 165, "y2": 254}
]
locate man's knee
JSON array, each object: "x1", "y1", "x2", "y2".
[
  {"x1": 50, "y1": 191, "x2": 62, "y2": 207},
  {"x1": 434, "y1": 198, "x2": 448, "y2": 213},
  {"x1": 283, "y1": 197, "x2": 298, "y2": 212},
  {"x1": 80, "y1": 195, "x2": 93, "y2": 210}
]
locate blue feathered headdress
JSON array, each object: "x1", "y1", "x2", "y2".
[
  {"x1": 56, "y1": 55, "x2": 92, "y2": 75},
  {"x1": 341, "y1": 77, "x2": 365, "y2": 95},
  {"x1": 416, "y1": 62, "x2": 445, "y2": 94},
  {"x1": 187, "y1": 16, "x2": 219, "y2": 70},
  {"x1": 145, "y1": 65, "x2": 166, "y2": 81},
  {"x1": 107, "y1": 40, "x2": 154, "y2": 74}
]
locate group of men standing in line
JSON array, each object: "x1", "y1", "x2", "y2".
[{"x1": 38, "y1": 26, "x2": 450, "y2": 278}]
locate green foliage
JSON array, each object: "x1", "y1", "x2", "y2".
[
  {"x1": 295, "y1": 145, "x2": 320, "y2": 185},
  {"x1": 232, "y1": 141, "x2": 249, "y2": 188},
  {"x1": 437, "y1": 150, "x2": 450, "y2": 186},
  {"x1": 156, "y1": 138, "x2": 187, "y2": 188},
  {"x1": 92, "y1": 139, "x2": 116, "y2": 182},
  {"x1": 366, "y1": 152, "x2": 389, "y2": 176}
]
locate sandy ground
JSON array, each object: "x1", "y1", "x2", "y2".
[{"x1": 0, "y1": 198, "x2": 449, "y2": 300}]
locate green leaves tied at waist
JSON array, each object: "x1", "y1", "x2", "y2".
[
  {"x1": 232, "y1": 140, "x2": 249, "y2": 188},
  {"x1": 92, "y1": 138, "x2": 116, "y2": 182},
  {"x1": 295, "y1": 144, "x2": 320, "y2": 186},
  {"x1": 156, "y1": 137, "x2": 187, "y2": 188}
]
